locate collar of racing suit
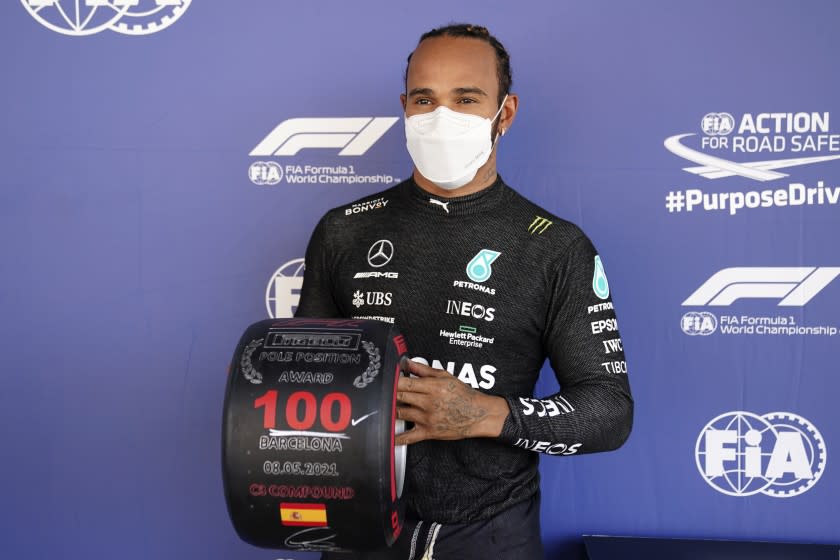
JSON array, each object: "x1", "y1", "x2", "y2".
[{"x1": 403, "y1": 174, "x2": 511, "y2": 217}]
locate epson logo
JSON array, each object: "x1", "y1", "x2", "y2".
[
  {"x1": 681, "y1": 311, "x2": 718, "y2": 335},
  {"x1": 445, "y1": 300, "x2": 495, "y2": 322},
  {"x1": 251, "y1": 117, "x2": 398, "y2": 157},
  {"x1": 683, "y1": 267, "x2": 840, "y2": 307}
]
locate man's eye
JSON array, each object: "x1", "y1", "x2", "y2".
[
  {"x1": 458, "y1": 98, "x2": 477, "y2": 104},
  {"x1": 415, "y1": 98, "x2": 432, "y2": 105}
]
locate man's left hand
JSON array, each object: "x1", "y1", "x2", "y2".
[{"x1": 394, "y1": 359, "x2": 510, "y2": 445}]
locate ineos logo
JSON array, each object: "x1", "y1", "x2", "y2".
[{"x1": 367, "y1": 240, "x2": 394, "y2": 268}]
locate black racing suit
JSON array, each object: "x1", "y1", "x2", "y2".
[{"x1": 295, "y1": 175, "x2": 633, "y2": 558}]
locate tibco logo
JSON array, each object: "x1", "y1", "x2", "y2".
[
  {"x1": 695, "y1": 411, "x2": 826, "y2": 498},
  {"x1": 265, "y1": 259, "x2": 305, "y2": 319},
  {"x1": 21, "y1": 0, "x2": 191, "y2": 36},
  {"x1": 251, "y1": 118, "x2": 398, "y2": 157}
]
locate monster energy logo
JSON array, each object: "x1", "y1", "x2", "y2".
[{"x1": 528, "y1": 216, "x2": 553, "y2": 235}]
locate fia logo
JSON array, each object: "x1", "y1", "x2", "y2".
[
  {"x1": 250, "y1": 162, "x2": 284, "y2": 186},
  {"x1": 701, "y1": 113, "x2": 735, "y2": 136},
  {"x1": 681, "y1": 311, "x2": 718, "y2": 335},
  {"x1": 466, "y1": 249, "x2": 500, "y2": 283},
  {"x1": 21, "y1": 0, "x2": 192, "y2": 36},
  {"x1": 265, "y1": 259, "x2": 305, "y2": 318},
  {"x1": 695, "y1": 411, "x2": 826, "y2": 498}
]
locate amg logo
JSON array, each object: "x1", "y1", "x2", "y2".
[
  {"x1": 263, "y1": 329, "x2": 361, "y2": 351},
  {"x1": 354, "y1": 272, "x2": 399, "y2": 279}
]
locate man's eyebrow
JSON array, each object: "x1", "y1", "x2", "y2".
[
  {"x1": 452, "y1": 87, "x2": 488, "y2": 97},
  {"x1": 407, "y1": 87, "x2": 434, "y2": 97},
  {"x1": 406, "y1": 87, "x2": 489, "y2": 97}
]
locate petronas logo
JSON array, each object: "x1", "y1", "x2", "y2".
[
  {"x1": 593, "y1": 256, "x2": 610, "y2": 300},
  {"x1": 466, "y1": 249, "x2": 501, "y2": 283},
  {"x1": 528, "y1": 216, "x2": 553, "y2": 235}
]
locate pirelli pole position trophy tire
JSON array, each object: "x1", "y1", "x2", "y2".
[{"x1": 222, "y1": 318, "x2": 409, "y2": 553}]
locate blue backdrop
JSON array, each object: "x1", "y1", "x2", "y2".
[{"x1": 2, "y1": 1, "x2": 838, "y2": 558}]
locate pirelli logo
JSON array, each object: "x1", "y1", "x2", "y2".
[
  {"x1": 263, "y1": 329, "x2": 362, "y2": 351},
  {"x1": 528, "y1": 216, "x2": 553, "y2": 235}
]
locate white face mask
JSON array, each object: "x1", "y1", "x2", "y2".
[{"x1": 404, "y1": 95, "x2": 507, "y2": 190}]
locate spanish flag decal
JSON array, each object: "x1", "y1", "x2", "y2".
[{"x1": 280, "y1": 502, "x2": 328, "y2": 527}]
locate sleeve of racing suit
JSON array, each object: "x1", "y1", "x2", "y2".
[
  {"x1": 497, "y1": 234, "x2": 633, "y2": 455},
  {"x1": 294, "y1": 213, "x2": 342, "y2": 318}
]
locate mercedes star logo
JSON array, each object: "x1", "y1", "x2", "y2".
[{"x1": 367, "y1": 240, "x2": 394, "y2": 268}]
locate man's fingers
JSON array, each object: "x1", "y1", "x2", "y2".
[
  {"x1": 398, "y1": 375, "x2": 434, "y2": 393},
  {"x1": 396, "y1": 405, "x2": 425, "y2": 424},
  {"x1": 407, "y1": 359, "x2": 449, "y2": 378},
  {"x1": 396, "y1": 390, "x2": 429, "y2": 409},
  {"x1": 395, "y1": 425, "x2": 427, "y2": 446}
]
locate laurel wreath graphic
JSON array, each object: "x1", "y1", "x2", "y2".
[
  {"x1": 240, "y1": 338, "x2": 264, "y2": 384},
  {"x1": 353, "y1": 341, "x2": 381, "y2": 389}
]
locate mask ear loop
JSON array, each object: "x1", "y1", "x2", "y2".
[{"x1": 490, "y1": 94, "x2": 509, "y2": 148}]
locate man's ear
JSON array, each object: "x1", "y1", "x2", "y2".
[
  {"x1": 499, "y1": 93, "x2": 519, "y2": 134},
  {"x1": 400, "y1": 93, "x2": 407, "y2": 112}
]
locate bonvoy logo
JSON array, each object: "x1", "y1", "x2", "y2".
[{"x1": 22, "y1": 0, "x2": 192, "y2": 36}]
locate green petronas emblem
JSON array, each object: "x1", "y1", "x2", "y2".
[
  {"x1": 593, "y1": 255, "x2": 610, "y2": 300},
  {"x1": 466, "y1": 249, "x2": 501, "y2": 283}
]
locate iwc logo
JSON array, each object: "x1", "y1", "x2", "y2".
[
  {"x1": 695, "y1": 411, "x2": 826, "y2": 498},
  {"x1": 21, "y1": 0, "x2": 192, "y2": 37}
]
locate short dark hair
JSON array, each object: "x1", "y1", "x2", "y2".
[{"x1": 405, "y1": 23, "x2": 512, "y2": 107}]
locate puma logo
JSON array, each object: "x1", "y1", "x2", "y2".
[{"x1": 429, "y1": 199, "x2": 450, "y2": 213}]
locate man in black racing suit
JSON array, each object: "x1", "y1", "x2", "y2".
[{"x1": 296, "y1": 23, "x2": 633, "y2": 560}]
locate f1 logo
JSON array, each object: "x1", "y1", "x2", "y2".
[
  {"x1": 683, "y1": 267, "x2": 840, "y2": 307},
  {"x1": 250, "y1": 117, "x2": 398, "y2": 156}
]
